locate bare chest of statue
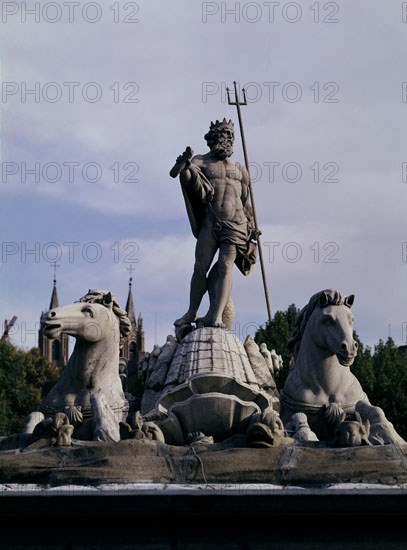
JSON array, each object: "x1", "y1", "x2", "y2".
[{"x1": 200, "y1": 159, "x2": 244, "y2": 222}]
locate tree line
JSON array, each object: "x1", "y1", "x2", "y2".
[{"x1": 0, "y1": 340, "x2": 59, "y2": 435}]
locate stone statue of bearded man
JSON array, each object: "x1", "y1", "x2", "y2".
[{"x1": 170, "y1": 118, "x2": 258, "y2": 333}]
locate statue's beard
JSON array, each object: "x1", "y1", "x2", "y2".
[{"x1": 211, "y1": 140, "x2": 233, "y2": 159}]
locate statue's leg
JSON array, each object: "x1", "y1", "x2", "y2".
[
  {"x1": 355, "y1": 401, "x2": 407, "y2": 446},
  {"x1": 196, "y1": 262, "x2": 218, "y2": 327},
  {"x1": 174, "y1": 224, "x2": 217, "y2": 326},
  {"x1": 210, "y1": 243, "x2": 237, "y2": 328}
]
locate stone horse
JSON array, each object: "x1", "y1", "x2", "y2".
[
  {"x1": 280, "y1": 289, "x2": 405, "y2": 445},
  {"x1": 26, "y1": 290, "x2": 131, "y2": 441}
]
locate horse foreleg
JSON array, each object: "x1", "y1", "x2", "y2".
[
  {"x1": 23, "y1": 411, "x2": 45, "y2": 434},
  {"x1": 91, "y1": 390, "x2": 120, "y2": 443},
  {"x1": 355, "y1": 400, "x2": 407, "y2": 446}
]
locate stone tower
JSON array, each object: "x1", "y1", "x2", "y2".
[
  {"x1": 120, "y1": 276, "x2": 145, "y2": 390},
  {"x1": 38, "y1": 274, "x2": 69, "y2": 369}
]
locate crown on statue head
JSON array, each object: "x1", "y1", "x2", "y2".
[{"x1": 209, "y1": 118, "x2": 234, "y2": 132}]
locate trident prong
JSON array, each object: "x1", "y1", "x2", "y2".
[
  {"x1": 226, "y1": 86, "x2": 232, "y2": 104},
  {"x1": 227, "y1": 81, "x2": 272, "y2": 323},
  {"x1": 226, "y1": 81, "x2": 248, "y2": 107},
  {"x1": 241, "y1": 87, "x2": 248, "y2": 106}
]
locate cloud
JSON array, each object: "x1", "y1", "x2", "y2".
[{"x1": 1, "y1": 0, "x2": 406, "y2": 355}]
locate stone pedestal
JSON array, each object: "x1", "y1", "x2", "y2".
[
  {"x1": 1, "y1": 436, "x2": 406, "y2": 485},
  {"x1": 149, "y1": 328, "x2": 273, "y2": 445}
]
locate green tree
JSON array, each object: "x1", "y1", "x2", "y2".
[
  {"x1": 0, "y1": 341, "x2": 59, "y2": 436},
  {"x1": 254, "y1": 303, "x2": 299, "y2": 389},
  {"x1": 370, "y1": 338, "x2": 407, "y2": 439},
  {"x1": 351, "y1": 332, "x2": 375, "y2": 396}
]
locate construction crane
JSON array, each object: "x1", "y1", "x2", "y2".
[{"x1": 1, "y1": 316, "x2": 17, "y2": 342}]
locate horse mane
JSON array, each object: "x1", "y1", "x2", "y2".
[
  {"x1": 77, "y1": 289, "x2": 131, "y2": 337},
  {"x1": 287, "y1": 289, "x2": 348, "y2": 359}
]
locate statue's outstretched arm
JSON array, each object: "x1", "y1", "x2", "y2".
[{"x1": 169, "y1": 146, "x2": 194, "y2": 179}]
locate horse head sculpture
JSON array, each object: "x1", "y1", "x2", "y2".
[
  {"x1": 287, "y1": 289, "x2": 357, "y2": 364},
  {"x1": 35, "y1": 290, "x2": 131, "y2": 440}
]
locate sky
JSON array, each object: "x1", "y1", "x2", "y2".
[{"x1": 1, "y1": 0, "x2": 407, "y2": 354}]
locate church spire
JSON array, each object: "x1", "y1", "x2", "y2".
[
  {"x1": 49, "y1": 262, "x2": 60, "y2": 309},
  {"x1": 121, "y1": 266, "x2": 144, "y2": 388},
  {"x1": 125, "y1": 266, "x2": 136, "y2": 326},
  {"x1": 39, "y1": 262, "x2": 68, "y2": 369}
]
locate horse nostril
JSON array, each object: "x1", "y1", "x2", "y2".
[
  {"x1": 341, "y1": 343, "x2": 348, "y2": 352},
  {"x1": 354, "y1": 342, "x2": 358, "y2": 349}
]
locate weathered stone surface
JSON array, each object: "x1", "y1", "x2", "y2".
[
  {"x1": 0, "y1": 439, "x2": 179, "y2": 485},
  {"x1": 0, "y1": 434, "x2": 38, "y2": 451},
  {"x1": 286, "y1": 412, "x2": 319, "y2": 443},
  {"x1": 144, "y1": 328, "x2": 274, "y2": 445},
  {"x1": 159, "y1": 393, "x2": 260, "y2": 445},
  {"x1": 159, "y1": 375, "x2": 269, "y2": 412},
  {"x1": 244, "y1": 335, "x2": 275, "y2": 389},
  {"x1": 164, "y1": 328, "x2": 258, "y2": 389},
  {"x1": 259, "y1": 343, "x2": 282, "y2": 378},
  {"x1": 91, "y1": 390, "x2": 121, "y2": 443},
  {"x1": 140, "y1": 336, "x2": 179, "y2": 415},
  {"x1": 140, "y1": 389, "x2": 162, "y2": 416},
  {"x1": 146, "y1": 336, "x2": 178, "y2": 389},
  {"x1": 1, "y1": 436, "x2": 406, "y2": 486},
  {"x1": 278, "y1": 444, "x2": 407, "y2": 485}
]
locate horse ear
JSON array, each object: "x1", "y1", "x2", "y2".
[
  {"x1": 319, "y1": 292, "x2": 329, "y2": 307},
  {"x1": 103, "y1": 292, "x2": 113, "y2": 306},
  {"x1": 345, "y1": 294, "x2": 355, "y2": 308}
]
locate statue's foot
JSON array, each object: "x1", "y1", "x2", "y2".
[
  {"x1": 194, "y1": 314, "x2": 225, "y2": 329},
  {"x1": 175, "y1": 324, "x2": 194, "y2": 343},
  {"x1": 174, "y1": 312, "x2": 196, "y2": 327},
  {"x1": 196, "y1": 314, "x2": 212, "y2": 328},
  {"x1": 206, "y1": 317, "x2": 224, "y2": 329}
]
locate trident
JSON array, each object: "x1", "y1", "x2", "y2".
[{"x1": 227, "y1": 81, "x2": 272, "y2": 323}]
